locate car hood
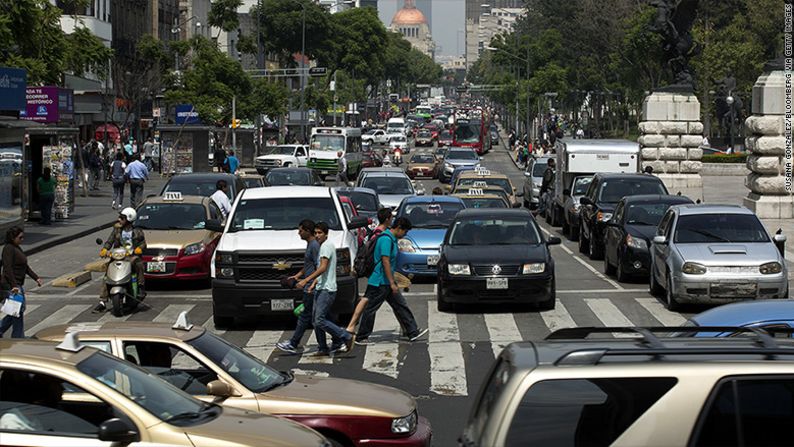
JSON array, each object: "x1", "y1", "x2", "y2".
[
  {"x1": 256, "y1": 155, "x2": 292, "y2": 161},
  {"x1": 264, "y1": 374, "x2": 415, "y2": 418},
  {"x1": 674, "y1": 242, "x2": 782, "y2": 265},
  {"x1": 405, "y1": 228, "x2": 447, "y2": 250},
  {"x1": 219, "y1": 230, "x2": 346, "y2": 252},
  {"x1": 183, "y1": 405, "x2": 325, "y2": 447},
  {"x1": 625, "y1": 224, "x2": 657, "y2": 242},
  {"x1": 379, "y1": 194, "x2": 413, "y2": 209},
  {"x1": 445, "y1": 159, "x2": 479, "y2": 167},
  {"x1": 143, "y1": 229, "x2": 210, "y2": 249},
  {"x1": 444, "y1": 244, "x2": 548, "y2": 264}
]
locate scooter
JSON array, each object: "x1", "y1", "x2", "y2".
[
  {"x1": 96, "y1": 238, "x2": 144, "y2": 317},
  {"x1": 393, "y1": 148, "x2": 402, "y2": 166}
]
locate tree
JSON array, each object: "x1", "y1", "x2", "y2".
[
  {"x1": 208, "y1": 0, "x2": 244, "y2": 37},
  {"x1": 256, "y1": 0, "x2": 332, "y2": 66}
]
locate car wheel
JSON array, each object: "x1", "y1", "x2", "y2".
[
  {"x1": 213, "y1": 314, "x2": 234, "y2": 329},
  {"x1": 283, "y1": 162, "x2": 291, "y2": 168},
  {"x1": 562, "y1": 219, "x2": 570, "y2": 237},
  {"x1": 537, "y1": 276, "x2": 556, "y2": 311},
  {"x1": 665, "y1": 273, "x2": 681, "y2": 311},
  {"x1": 588, "y1": 231, "x2": 603, "y2": 260},
  {"x1": 111, "y1": 293, "x2": 124, "y2": 317},
  {"x1": 603, "y1": 251, "x2": 616, "y2": 275},
  {"x1": 649, "y1": 262, "x2": 664, "y2": 296},
  {"x1": 578, "y1": 223, "x2": 589, "y2": 254},
  {"x1": 437, "y1": 296, "x2": 453, "y2": 312},
  {"x1": 615, "y1": 254, "x2": 630, "y2": 282}
]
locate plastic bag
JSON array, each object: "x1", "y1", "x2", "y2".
[{"x1": 1, "y1": 293, "x2": 24, "y2": 318}]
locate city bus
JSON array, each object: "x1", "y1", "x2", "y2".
[
  {"x1": 307, "y1": 127, "x2": 363, "y2": 179},
  {"x1": 452, "y1": 109, "x2": 491, "y2": 155}
]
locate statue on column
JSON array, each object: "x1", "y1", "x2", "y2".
[{"x1": 649, "y1": 0, "x2": 700, "y2": 91}]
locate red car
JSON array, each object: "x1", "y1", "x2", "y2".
[{"x1": 338, "y1": 194, "x2": 371, "y2": 246}]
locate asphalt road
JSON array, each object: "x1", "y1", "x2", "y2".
[{"x1": 22, "y1": 139, "x2": 739, "y2": 446}]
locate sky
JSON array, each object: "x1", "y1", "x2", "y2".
[{"x1": 377, "y1": 0, "x2": 466, "y2": 57}]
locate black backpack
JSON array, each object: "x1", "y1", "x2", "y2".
[{"x1": 353, "y1": 233, "x2": 390, "y2": 278}]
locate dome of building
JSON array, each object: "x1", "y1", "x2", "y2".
[{"x1": 391, "y1": 0, "x2": 427, "y2": 25}]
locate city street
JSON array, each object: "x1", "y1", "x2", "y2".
[{"x1": 19, "y1": 139, "x2": 786, "y2": 445}]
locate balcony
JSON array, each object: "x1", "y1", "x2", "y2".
[{"x1": 59, "y1": 16, "x2": 112, "y2": 44}]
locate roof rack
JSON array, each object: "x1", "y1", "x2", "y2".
[{"x1": 546, "y1": 326, "x2": 794, "y2": 366}]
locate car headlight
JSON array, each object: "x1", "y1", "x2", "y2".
[
  {"x1": 682, "y1": 262, "x2": 707, "y2": 275},
  {"x1": 111, "y1": 249, "x2": 127, "y2": 260},
  {"x1": 522, "y1": 263, "x2": 545, "y2": 274},
  {"x1": 760, "y1": 262, "x2": 783, "y2": 274},
  {"x1": 336, "y1": 248, "x2": 352, "y2": 276},
  {"x1": 391, "y1": 411, "x2": 417, "y2": 434},
  {"x1": 597, "y1": 212, "x2": 613, "y2": 222},
  {"x1": 398, "y1": 238, "x2": 416, "y2": 253},
  {"x1": 183, "y1": 242, "x2": 206, "y2": 256},
  {"x1": 215, "y1": 251, "x2": 233, "y2": 264},
  {"x1": 625, "y1": 234, "x2": 647, "y2": 250},
  {"x1": 274, "y1": 159, "x2": 282, "y2": 166},
  {"x1": 448, "y1": 264, "x2": 471, "y2": 275},
  {"x1": 218, "y1": 268, "x2": 234, "y2": 278}
]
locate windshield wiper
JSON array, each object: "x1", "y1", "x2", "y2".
[
  {"x1": 687, "y1": 229, "x2": 731, "y2": 242},
  {"x1": 627, "y1": 220, "x2": 656, "y2": 226},
  {"x1": 165, "y1": 403, "x2": 218, "y2": 424}
]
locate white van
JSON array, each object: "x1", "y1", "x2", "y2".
[
  {"x1": 208, "y1": 186, "x2": 368, "y2": 327},
  {"x1": 386, "y1": 117, "x2": 406, "y2": 136}
]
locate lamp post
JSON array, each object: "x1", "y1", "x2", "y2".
[
  {"x1": 484, "y1": 45, "x2": 530, "y2": 141},
  {"x1": 170, "y1": 16, "x2": 201, "y2": 72},
  {"x1": 726, "y1": 93, "x2": 735, "y2": 153}
]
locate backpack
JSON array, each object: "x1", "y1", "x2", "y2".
[{"x1": 353, "y1": 232, "x2": 396, "y2": 279}]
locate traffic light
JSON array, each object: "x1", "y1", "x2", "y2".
[{"x1": 232, "y1": 119, "x2": 241, "y2": 128}]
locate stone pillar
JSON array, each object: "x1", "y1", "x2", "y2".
[
  {"x1": 743, "y1": 66, "x2": 793, "y2": 218},
  {"x1": 638, "y1": 92, "x2": 704, "y2": 202}
]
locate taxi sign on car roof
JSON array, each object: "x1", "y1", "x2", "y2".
[
  {"x1": 473, "y1": 181, "x2": 488, "y2": 187},
  {"x1": 173, "y1": 310, "x2": 194, "y2": 331},
  {"x1": 163, "y1": 191, "x2": 183, "y2": 201},
  {"x1": 474, "y1": 167, "x2": 490, "y2": 176},
  {"x1": 468, "y1": 188, "x2": 484, "y2": 195},
  {"x1": 56, "y1": 331, "x2": 85, "y2": 352}
]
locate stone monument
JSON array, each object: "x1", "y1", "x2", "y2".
[{"x1": 743, "y1": 58, "x2": 793, "y2": 218}]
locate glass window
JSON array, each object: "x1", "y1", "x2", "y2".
[
  {"x1": 266, "y1": 146, "x2": 296, "y2": 155},
  {"x1": 505, "y1": 378, "x2": 677, "y2": 447},
  {"x1": 597, "y1": 179, "x2": 667, "y2": 203},
  {"x1": 310, "y1": 134, "x2": 345, "y2": 152},
  {"x1": 136, "y1": 203, "x2": 208, "y2": 230},
  {"x1": 398, "y1": 202, "x2": 464, "y2": 228},
  {"x1": 164, "y1": 179, "x2": 233, "y2": 199},
  {"x1": 338, "y1": 191, "x2": 378, "y2": 212},
  {"x1": 296, "y1": 147, "x2": 306, "y2": 157},
  {"x1": 532, "y1": 161, "x2": 548, "y2": 177},
  {"x1": 361, "y1": 177, "x2": 414, "y2": 195},
  {"x1": 572, "y1": 177, "x2": 593, "y2": 195},
  {"x1": 456, "y1": 178, "x2": 512, "y2": 195},
  {"x1": 449, "y1": 218, "x2": 540, "y2": 245},
  {"x1": 448, "y1": 150, "x2": 478, "y2": 161},
  {"x1": 83, "y1": 340, "x2": 112, "y2": 353},
  {"x1": 462, "y1": 197, "x2": 508, "y2": 209},
  {"x1": 626, "y1": 203, "x2": 677, "y2": 226},
  {"x1": 410, "y1": 154, "x2": 436, "y2": 164},
  {"x1": 462, "y1": 359, "x2": 511, "y2": 446},
  {"x1": 229, "y1": 197, "x2": 342, "y2": 231},
  {"x1": 266, "y1": 170, "x2": 313, "y2": 186},
  {"x1": 0, "y1": 145, "x2": 23, "y2": 228},
  {"x1": 657, "y1": 210, "x2": 674, "y2": 236},
  {"x1": 122, "y1": 341, "x2": 218, "y2": 395},
  {"x1": 694, "y1": 376, "x2": 794, "y2": 447},
  {"x1": 674, "y1": 214, "x2": 770, "y2": 244}
]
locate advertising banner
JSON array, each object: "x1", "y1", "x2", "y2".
[
  {"x1": 175, "y1": 104, "x2": 200, "y2": 125},
  {"x1": 0, "y1": 68, "x2": 27, "y2": 111},
  {"x1": 20, "y1": 86, "x2": 59, "y2": 122}
]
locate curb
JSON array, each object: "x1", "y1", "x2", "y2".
[{"x1": 27, "y1": 219, "x2": 116, "y2": 256}]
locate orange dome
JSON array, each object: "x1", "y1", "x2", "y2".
[{"x1": 392, "y1": 0, "x2": 427, "y2": 25}]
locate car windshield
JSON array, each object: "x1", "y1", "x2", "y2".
[
  {"x1": 454, "y1": 123, "x2": 480, "y2": 143},
  {"x1": 229, "y1": 197, "x2": 342, "y2": 231},
  {"x1": 674, "y1": 214, "x2": 770, "y2": 243},
  {"x1": 456, "y1": 178, "x2": 512, "y2": 194},
  {"x1": 241, "y1": 177, "x2": 264, "y2": 188},
  {"x1": 399, "y1": 202, "x2": 464, "y2": 228},
  {"x1": 531, "y1": 162, "x2": 548, "y2": 177},
  {"x1": 572, "y1": 177, "x2": 593, "y2": 195},
  {"x1": 417, "y1": 131, "x2": 432, "y2": 137},
  {"x1": 626, "y1": 203, "x2": 675, "y2": 226},
  {"x1": 188, "y1": 332, "x2": 285, "y2": 393},
  {"x1": 361, "y1": 176, "x2": 414, "y2": 195},
  {"x1": 310, "y1": 134, "x2": 344, "y2": 152},
  {"x1": 266, "y1": 170, "x2": 313, "y2": 186},
  {"x1": 136, "y1": 203, "x2": 207, "y2": 230},
  {"x1": 440, "y1": 131, "x2": 451, "y2": 139},
  {"x1": 449, "y1": 218, "x2": 540, "y2": 245},
  {"x1": 462, "y1": 197, "x2": 507, "y2": 209},
  {"x1": 164, "y1": 179, "x2": 232, "y2": 199},
  {"x1": 391, "y1": 136, "x2": 406, "y2": 142},
  {"x1": 448, "y1": 150, "x2": 478, "y2": 161},
  {"x1": 77, "y1": 351, "x2": 213, "y2": 426},
  {"x1": 411, "y1": 154, "x2": 435, "y2": 163},
  {"x1": 266, "y1": 146, "x2": 296, "y2": 155},
  {"x1": 338, "y1": 190, "x2": 379, "y2": 211},
  {"x1": 597, "y1": 179, "x2": 667, "y2": 203}
]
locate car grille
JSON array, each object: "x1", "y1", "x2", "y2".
[
  {"x1": 235, "y1": 252, "x2": 305, "y2": 283},
  {"x1": 308, "y1": 159, "x2": 338, "y2": 170},
  {"x1": 472, "y1": 264, "x2": 521, "y2": 276},
  {"x1": 707, "y1": 266, "x2": 760, "y2": 274},
  {"x1": 238, "y1": 267, "x2": 303, "y2": 281},
  {"x1": 143, "y1": 248, "x2": 179, "y2": 257},
  {"x1": 256, "y1": 159, "x2": 279, "y2": 167},
  {"x1": 238, "y1": 254, "x2": 304, "y2": 264}
]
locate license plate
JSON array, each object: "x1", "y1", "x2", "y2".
[
  {"x1": 146, "y1": 261, "x2": 165, "y2": 273},
  {"x1": 321, "y1": 170, "x2": 329, "y2": 175},
  {"x1": 271, "y1": 299, "x2": 294, "y2": 311},
  {"x1": 487, "y1": 278, "x2": 508, "y2": 289},
  {"x1": 711, "y1": 282, "x2": 757, "y2": 297},
  {"x1": 427, "y1": 255, "x2": 440, "y2": 266}
]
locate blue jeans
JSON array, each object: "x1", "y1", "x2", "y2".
[
  {"x1": 357, "y1": 285, "x2": 419, "y2": 340},
  {"x1": 0, "y1": 299, "x2": 25, "y2": 338},
  {"x1": 288, "y1": 290, "x2": 314, "y2": 347},
  {"x1": 313, "y1": 289, "x2": 351, "y2": 351},
  {"x1": 39, "y1": 192, "x2": 54, "y2": 224}
]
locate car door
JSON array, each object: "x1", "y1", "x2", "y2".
[
  {"x1": 605, "y1": 201, "x2": 624, "y2": 263},
  {"x1": 295, "y1": 146, "x2": 308, "y2": 166},
  {"x1": 581, "y1": 178, "x2": 599, "y2": 238},
  {"x1": 652, "y1": 209, "x2": 675, "y2": 283}
]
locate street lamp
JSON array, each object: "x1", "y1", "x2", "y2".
[
  {"x1": 726, "y1": 94, "x2": 735, "y2": 153},
  {"x1": 484, "y1": 45, "x2": 531, "y2": 140},
  {"x1": 170, "y1": 16, "x2": 201, "y2": 72}
]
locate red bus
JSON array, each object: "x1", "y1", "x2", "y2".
[{"x1": 452, "y1": 110, "x2": 491, "y2": 155}]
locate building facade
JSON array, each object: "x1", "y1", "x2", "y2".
[
  {"x1": 390, "y1": 0, "x2": 435, "y2": 59},
  {"x1": 464, "y1": 0, "x2": 523, "y2": 68}
]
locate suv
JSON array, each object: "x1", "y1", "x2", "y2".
[
  {"x1": 578, "y1": 173, "x2": 668, "y2": 260},
  {"x1": 254, "y1": 144, "x2": 308, "y2": 175},
  {"x1": 522, "y1": 155, "x2": 553, "y2": 209},
  {"x1": 461, "y1": 327, "x2": 794, "y2": 447},
  {"x1": 208, "y1": 186, "x2": 368, "y2": 327}
]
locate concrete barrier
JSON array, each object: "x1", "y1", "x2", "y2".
[{"x1": 701, "y1": 163, "x2": 749, "y2": 176}]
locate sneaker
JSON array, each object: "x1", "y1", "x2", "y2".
[
  {"x1": 354, "y1": 338, "x2": 375, "y2": 346},
  {"x1": 310, "y1": 349, "x2": 330, "y2": 357},
  {"x1": 330, "y1": 342, "x2": 346, "y2": 353},
  {"x1": 276, "y1": 341, "x2": 298, "y2": 354},
  {"x1": 91, "y1": 302, "x2": 107, "y2": 313},
  {"x1": 409, "y1": 328, "x2": 429, "y2": 342},
  {"x1": 344, "y1": 333, "x2": 356, "y2": 352}
]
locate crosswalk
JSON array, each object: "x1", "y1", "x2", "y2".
[{"x1": 14, "y1": 295, "x2": 692, "y2": 397}]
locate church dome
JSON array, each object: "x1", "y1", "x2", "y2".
[{"x1": 391, "y1": 0, "x2": 427, "y2": 25}]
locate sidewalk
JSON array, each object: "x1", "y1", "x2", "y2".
[{"x1": 24, "y1": 176, "x2": 168, "y2": 255}]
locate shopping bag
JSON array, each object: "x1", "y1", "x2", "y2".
[{"x1": 1, "y1": 293, "x2": 24, "y2": 318}]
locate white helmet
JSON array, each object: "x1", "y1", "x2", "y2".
[{"x1": 120, "y1": 207, "x2": 137, "y2": 223}]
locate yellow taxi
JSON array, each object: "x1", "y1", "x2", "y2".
[
  {"x1": 136, "y1": 193, "x2": 222, "y2": 281},
  {"x1": 452, "y1": 188, "x2": 510, "y2": 209},
  {"x1": 0, "y1": 336, "x2": 329, "y2": 447},
  {"x1": 451, "y1": 169, "x2": 522, "y2": 206},
  {"x1": 35, "y1": 314, "x2": 432, "y2": 447}
]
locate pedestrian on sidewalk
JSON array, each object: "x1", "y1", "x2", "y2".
[
  {"x1": 277, "y1": 220, "x2": 321, "y2": 354},
  {"x1": 142, "y1": 138, "x2": 155, "y2": 171},
  {"x1": 125, "y1": 154, "x2": 149, "y2": 208},
  {"x1": 89, "y1": 148, "x2": 102, "y2": 191},
  {"x1": 210, "y1": 180, "x2": 232, "y2": 219},
  {"x1": 0, "y1": 227, "x2": 43, "y2": 338},
  {"x1": 36, "y1": 168, "x2": 56, "y2": 225},
  {"x1": 355, "y1": 217, "x2": 427, "y2": 346},
  {"x1": 296, "y1": 222, "x2": 355, "y2": 355},
  {"x1": 213, "y1": 146, "x2": 226, "y2": 173},
  {"x1": 124, "y1": 139, "x2": 134, "y2": 163},
  {"x1": 224, "y1": 150, "x2": 240, "y2": 175},
  {"x1": 109, "y1": 152, "x2": 126, "y2": 210}
]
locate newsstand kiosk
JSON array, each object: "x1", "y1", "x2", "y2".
[{"x1": 25, "y1": 125, "x2": 79, "y2": 220}]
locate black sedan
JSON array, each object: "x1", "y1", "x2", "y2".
[
  {"x1": 603, "y1": 194, "x2": 693, "y2": 281},
  {"x1": 265, "y1": 167, "x2": 324, "y2": 186},
  {"x1": 437, "y1": 209, "x2": 560, "y2": 312}
]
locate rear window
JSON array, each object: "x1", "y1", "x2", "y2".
[
  {"x1": 597, "y1": 178, "x2": 667, "y2": 203},
  {"x1": 505, "y1": 378, "x2": 677, "y2": 447},
  {"x1": 531, "y1": 161, "x2": 548, "y2": 177}
]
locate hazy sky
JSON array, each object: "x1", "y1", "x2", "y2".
[{"x1": 378, "y1": 0, "x2": 466, "y2": 57}]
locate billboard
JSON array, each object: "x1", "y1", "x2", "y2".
[
  {"x1": 19, "y1": 86, "x2": 73, "y2": 123},
  {"x1": 0, "y1": 68, "x2": 26, "y2": 112},
  {"x1": 175, "y1": 104, "x2": 201, "y2": 125}
]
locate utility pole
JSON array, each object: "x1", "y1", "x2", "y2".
[
  {"x1": 331, "y1": 71, "x2": 338, "y2": 126},
  {"x1": 232, "y1": 95, "x2": 237, "y2": 149},
  {"x1": 300, "y1": 5, "x2": 306, "y2": 142}
]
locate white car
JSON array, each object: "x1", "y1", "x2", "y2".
[
  {"x1": 389, "y1": 135, "x2": 410, "y2": 154},
  {"x1": 362, "y1": 129, "x2": 388, "y2": 145},
  {"x1": 254, "y1": 144, "x2": 308, "y2": 175}
]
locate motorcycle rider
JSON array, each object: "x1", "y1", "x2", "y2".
[{"x1": 92, "y1": 207, "x2": 147, "y2": 313}]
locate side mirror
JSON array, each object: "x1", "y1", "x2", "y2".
[
  {"x1": 580, "y1": 197, "x2": 593, "y2": 206},
  {"x1": 207, "y1": 379, "x2": 235, "y2": 398},
  {"x1": 774, "y1": 234, "x2": 787, "y2": 243},
  {"x1": 652, "y1": 235, "x2": 667, "y2": 245},
  {"x1": 95, "y1": 238, "x2": 104, "y2": 245},
  {"x1": 348, "y1": 215, "x2": 369, "y2": 230},
  {"x1": 314, "y1": 181, "x2": 324, "y2": 186},
  {"x1": 205, "y1": 219, "x2": 225, "y2": 233},
  {"x1": 546, "y1": 236, "x2": 562, "y2": 246},
  {"x1": 98, "y1": 418, "x2": 140, "y2": 443},
  {"x1": 563, "y1": 189, "x2": 571, "y2": 197},
  {"x1": 523, "y1": 171, "x2": 532, "y2": 177}
]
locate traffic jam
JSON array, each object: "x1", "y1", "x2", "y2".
[{"x1": 3, "y1": 100, "x2": 793, "y2": 447}]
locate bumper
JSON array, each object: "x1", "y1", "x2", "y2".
[
  {"x1": 212, "y1": 276, "x2": 357, "y2": 317},
  {"x1": 671, "y1": 273, "x2": 788, "y2": 303},
  {"x1": 406, "y1": 169, "x2": 436, "y2": 179},
  {"x1": 358, "y1": 417, "x2": 432, "y2": 447},
  {"x1": 143, "y1": 254, "x2": 210, "y2": 280},
  {"x1": 566, "y1": 210, "x2": 580, "y2": 228},
  {"x1": 619, "y1": 247, "x2": 651, "y2": 275},
  {"x1": 439, "y1": 274, "x2": 554, "y2": 304},
  {"x1": 397, "y1": 251, "x2": 440, "y2": 277}
]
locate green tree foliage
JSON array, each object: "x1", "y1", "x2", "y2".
[
  {"x1": 256, "y1": 0, "x2": 331, "y2": 65},
  {"x1": 208, "y1": 0, "x2": 244, "y2": 34}
]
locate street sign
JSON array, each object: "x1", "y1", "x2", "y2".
[
  {"x1": 309, "y1": 67, "x2": 327, "y2": 76},
  {"x1": 152, "y1": 107, "x2": 161, "y2": 117}
]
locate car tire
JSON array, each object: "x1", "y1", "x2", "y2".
[
  {"x1": 111, "y1": 293, "x2": 124, "y2": 317},
  {"x1": 588, "y1": 231, "x2": 603, "y2": 260},
  {"x1": 578, "y1": 223, "x2": 589, "y2": 255},
  {"x1": 603, "y1": 251, "x2": 616, "y2": 275},
  {"x1": 537, "y1": 277, "x2": 556, "y2": 311},
  {"x1": 665, "y1": 273, "x2": 681, "y2": 311},
  {"x1": 213, "y1": 314, "x2": 234, "y2": 329},
  {"x1": 283, "y1": 162, "x2": 291, "y2": 168},
  {"x1": 437, "y1": 296, "x2": 453, "y2": 313},
  {"x1": 615, "y1": 254, "x2": 630, "y2": 283},
  {"x1": 649, "y1": 262, "x2": 664, "y2": 296}
]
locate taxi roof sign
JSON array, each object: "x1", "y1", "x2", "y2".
[
  {"x1": 468, "y1": 188, "x2": 484, "y2": 195},
  {"x1": 473, "y1": 181, "x2": 488, "y2": 187},
  {"x1": 172, "y1": 310, "x2": 194, "y2": 331},
  {"x1": 163, "y1": 192, "x2": 183, "y2": 202},
  {"x1": 474, "y1": 167, "x2": 491, "y2": 176}
]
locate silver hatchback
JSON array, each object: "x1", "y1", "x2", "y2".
[{"x1": 649, "y1": 204, "x2": 788, "y2": 310}]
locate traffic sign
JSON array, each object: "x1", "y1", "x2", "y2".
[{"x1": 309, "y1": 67, "x2": 327, "y2": 76}]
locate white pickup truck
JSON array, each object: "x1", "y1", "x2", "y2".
[
  {"x1": 362, "y1": 129, "x2": 389, "y2": 145},
  {"x1": 254, "y1": 144, "x2": 308, "y2": 175}
]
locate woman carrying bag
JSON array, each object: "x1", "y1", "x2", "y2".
[{"x1": 0, "y1": 227, "x2": 43, "y2": 338}]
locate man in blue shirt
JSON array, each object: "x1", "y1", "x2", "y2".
[
  {"x1": 124, "y1": 154, "x2": 149, "y2": 208},
  {"x1": 355, "y1": 217, "x2": 427, "y2": 345},
  {"x1": 224, "y1": 149, "x2": 240, "y2": 174}
]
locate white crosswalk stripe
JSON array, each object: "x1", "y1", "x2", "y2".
[
  {"x1": 26, "y1": 304, "x2": 88, "y2": 336},
  {"x1": 585, "y1": 298, "x2": 635, "y2": 338},
  {"x1": 152, "y1": 304, "x2": 195, "y2": 323},
  {"x1": 635, "y1": 298, "x2": 687, "y2": 326},
  {"x1": 98, "y1": 310, "x2": 130, "y2": 323},
  {"x1": 484, "y1": 313, "x2": 522, "y2": 359},
  {"x1": 244, "y1": 330, "x2": 284, "y2": 364},
  {"x1": 540, "y1": 302, "x2": 576, "y2": 333},
  {"x1": 428, "y1": 304, "x2": 467, "y2": 396},
  {"x1": 362, "y1": 304, "x2": 400, "y2": 378}
]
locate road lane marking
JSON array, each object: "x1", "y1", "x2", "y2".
[
  {"x1": 585, "y1": 298, "x2": 634, "y2": 338},
  {"x1": 538, "y1": 226, "x2": 623, "y2": 290},
  {"x1": 201, "y1": 315, "x2": 226, "y2": 335},
  {"x1": 153, "y1": 304, "x2": 196, "y2": 323},
  {"x1": 362, "y1": 304, "x2": 400, "y2": 378},
  {"x1": 635, "y1": 298, "x2": 687, "y2": 326},
  {"x1": 97, "y1": 310, "x2": 131, "y2": 323},
  {"x1": 540, "y1": 302, "x2": 576, "y2": 333},
  {"x1": 428, "y1": 304, "x2": 467, "y2": 396},
  {"x1": 26, "y1": 304, "x2": 88, "y2": 336},
  {"x1": 244, "y1": 330, "x2": 284, "y2": 365},
  {"x1": 484, "y1": 313, "x2": 523, "y2": 359}
]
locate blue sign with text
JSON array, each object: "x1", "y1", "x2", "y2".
[
  {"x1": 0, "y1": 67, "x2": 27, "y2": 111},
  {"x1": 175, "y1": 104, "x2": 201, "y2": 125}
]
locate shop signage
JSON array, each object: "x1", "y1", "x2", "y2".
[
  {"x1": 20, "y1": 86, "x2": 74, "y2": 123},
  {"x1": 175, "y1": 104, "x2": 200, "y2": 125},
  {"x1": 0, "y1": 67, "x2": 27, "y2": 111}
]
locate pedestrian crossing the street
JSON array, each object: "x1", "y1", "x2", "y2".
[{"x1": 16, "y1": 295, "x2": 693, "y2": 398}]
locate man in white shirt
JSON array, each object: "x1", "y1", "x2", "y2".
[{"x1": 210, "y1": 180, "x2": 232, "y2": 219}]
